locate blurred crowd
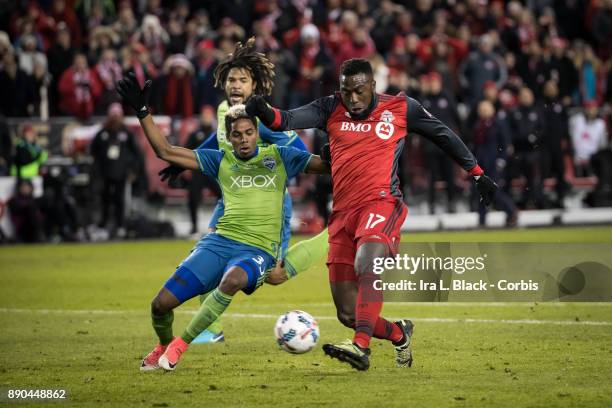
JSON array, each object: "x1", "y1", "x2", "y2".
[{"x1": 0, "y1": 0, "x2": 611, "y2": 241}]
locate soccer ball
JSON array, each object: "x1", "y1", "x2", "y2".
[{"x1": 274, "y1": 310, "x2": 319, "y2": 354}]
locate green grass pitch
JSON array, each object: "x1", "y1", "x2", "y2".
[{"x1": 1, "y1": 226, "x2": 612, "y2": 407}]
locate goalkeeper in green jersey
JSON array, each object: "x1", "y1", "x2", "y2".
[
  {"x1": 117, "y1": 73, "x2": 329, "y2": 371},
  {"x1": 157, "y1": 38, "x2": 330, "y2": 344}
]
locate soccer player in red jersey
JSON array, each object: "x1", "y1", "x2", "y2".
[{"x1": 247, "y1": 58, "x2": 497, "y2": 370}]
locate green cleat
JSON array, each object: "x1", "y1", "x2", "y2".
[
  {"x1": 393, "y1": 319, "x2": 414, "y2": 368},
  {"x1": 322, "y1": 340, "x2": 370, "y2": 371}
]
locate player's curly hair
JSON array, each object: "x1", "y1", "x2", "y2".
[{"x1": 213, "y1": 37, "x2": 275, "y2": 96}]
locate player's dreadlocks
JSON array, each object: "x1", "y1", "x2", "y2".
[{"x1": 213, "y1": 37, "x2": 275, "y2": 96}]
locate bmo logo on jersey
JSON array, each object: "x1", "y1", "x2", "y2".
[
  {"x1": 340, "y1": 122, "x2": 372, "y2": 132},
  {"x1": 230, "y1": 175, "x2": 277, "y2": 188},
  {"x1": 339, "y1": 112, "x2": 395, "y2": 140}
]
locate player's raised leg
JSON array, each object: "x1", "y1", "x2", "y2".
[
  {"x1": 282, "y1": 228, "x2": 329, "y2": 278},
  {"x1": 323, "y1": 200, "x2": 413, "y2": 370},
  {"x1": 159, "y1": 246, "x2": 274, "y2": 371},
  {"x1": 191, "y1": 291, "x2": 225, "y2": 344},
  {"x1": 158, "y1": 266, "x2": 247, "y2": 371},
  {"x1": 141, "y1": 265, "x2": 205, "y2": 372}
]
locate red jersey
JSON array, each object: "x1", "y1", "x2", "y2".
[
  {"x1": 270, "y1": 93, "x2": 480, "y2": 212},
  {"x1": 326, "y1": 94, "x2": 407, "y2": 210}
]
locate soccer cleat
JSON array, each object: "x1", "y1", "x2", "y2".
[
  {"x1": 158, "y1": 337, "x2": 189, "y2": 371},
  {"x1": 140, "y1": 344, "x2": 167, "y2": 372},
  {"x1": 393, "y1": 319, "x2": 414, "y2": 368},
  {"x1": 322, "y1": 340, "x2": 370, "y2": 371},
  {"x1": 191, "y1": 330, "x2": 225, "y2": 345}
]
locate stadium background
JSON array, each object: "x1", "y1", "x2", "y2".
[{"x1": 0, "y1": 0, "x2": 611, "y2": 241}]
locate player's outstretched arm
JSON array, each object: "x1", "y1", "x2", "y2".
[
  {"x1": 246, "y1": 95, "x2": 334, "y2": 131},
  {"x1": 116, "y1": 73, "x2": 199, "y2": 171}
]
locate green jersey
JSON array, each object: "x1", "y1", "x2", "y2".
[{"x1": 195, "y1": 145, "x2": 312, "y2": 257}]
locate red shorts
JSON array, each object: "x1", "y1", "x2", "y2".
[{"x1": 327, "y1": 198, "x2": 407, "y2": 282}]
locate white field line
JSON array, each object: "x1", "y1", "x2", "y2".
[
  {"x1": 245, "y1": 302, "x2": 612, "y2": 308},
  {"x1": 0, "y1": 308, "x2": 611, "y2": 326}
]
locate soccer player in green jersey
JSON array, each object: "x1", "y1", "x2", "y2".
[
  {"x1": 158, "y1": 38, "x2": 331, "y2": 344},
  {"x1": 117, "y1": 73, "x2": 329, "y2": 371}
]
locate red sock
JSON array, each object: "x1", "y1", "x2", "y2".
[
  {"x1": 372, "y1": 317, "x2": 403, "y2": 343},
  {"x1": 352, "y1": 272, "x2": 383, "y2": 349}
]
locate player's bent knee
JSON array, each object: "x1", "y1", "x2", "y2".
[
  {"x1": 151, "y1": 296, "x2": 170, "y2": 316},
  {"x1": 219, "y1": 267, "x2": 248, "y2": 295}
]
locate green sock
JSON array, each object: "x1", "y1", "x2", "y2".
[
  {"x1": 181, "y1": 289, "x2": 233, "y2": 343},
  {"x1": 151, "y1": 311, "x2": 174, "y2": 346},
  {"x1": 199, "y1": 291, "x2": 223, "y2": 334},
  {"x1": 284, "y1": 228, "x2": 329, "y2": 278}
]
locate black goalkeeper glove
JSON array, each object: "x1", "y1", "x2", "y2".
[
  {"x1": 116, "y1": 72, "x2": 152, "y2": 119},
  {"x1": 245, "y1": 95, "x2": 275, "y2": 127},
  {"x1": 158, "y1": 165, "x2": 185, "y2": 185},
  {"x1": 474, "y1": 174, "x2": 498, "y2": 206}
]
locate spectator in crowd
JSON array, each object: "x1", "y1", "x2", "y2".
[
  {"x1": 131, "y1": 14, "x2": 169, "y2": 68},
  {"x1": 89, "y1": 103, "x2": 143, "y2": 237},
  {"x1": 156, "y1": 54, "x2": 195, "y2": 118},
  {"x1": 49, "y1": 0, "x2": 83, "y2": 49},
  {"x1": 94, "y1": 48, "x2": 123, "y2": 114},
  {"x1": 569, "y1": 101, "x2": 608, "y2": 176},
  {"x1": 540, "y1": 80, "x2": 570, "y2": 207},
  {"x1": 183, "y1": 106, "x2": 220, "y2": 235},
  {"x1": 422, "y1": 72, "x2": 460, "y2": 213},
  {"x1": 288, "y1": 23, "x2": 334, "y2": 108},
  {"x1": 58, "y1": 53, "x2": 102, "y2": 120},
  {"x1": 47, "y1": 24, "x2": 74, "y2": 116},
  {"x1": 192, "y1": 39, "x2": 223, "y2": 111},
  {"x1": 584, "y1": 138, "x2": 612, "y2": 207},
  {"x1": 370, "y1": 0, "x2": 402, "y2": 56},
  {"x1": 508, "y1": 86, "x2": 545, "y2": 208},
  {"x1": 38, "y1": 165, "x2": 82, "y2": 242},
  {"x1": 473, "y1": 100, "x2": 518, "y2": 227},
  {"x1": 590, "y1": 0, "x2": 612, "y2": 59},
  {"x1": 572, "y1": 42, "x2": 602, "y2": 105},
  {"x1": 10, "y1": 123, "x2": 47, "y2": 179},
  {"x1": 459, "y1": 33, "x2": 507, "y2": 107},
  {"x1": 17, "y1": 34, "x2": 47, "y2": 76},
  {"x1": 120, "y1": 42, "x2": 157, "y2": 87},
  {"x1": 0, "y1": 52, "x2": 38, "y2": 117},
  {"x1": 8, "y1": 178, "x2": 44, "y2": 243},
  {"x1": 0, "y1": 115, "x2": 11, "y2": 176},
  {"x1": 549, "y1": 38, "x2": 578, "y2": 105},
  {"x1": 112, "y1": 3, "x2": 138, "y2": 45},
  {"x1": 88, "y1": 25, "x2": 120, "y2": 63}
]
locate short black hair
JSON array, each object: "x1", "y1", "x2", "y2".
[
  {"x1": 340, "y1": 58, "x2": 373, "y2": 78},
  {"x1": 225, "y1": 104, "x2": 257, "y2": 134}
]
